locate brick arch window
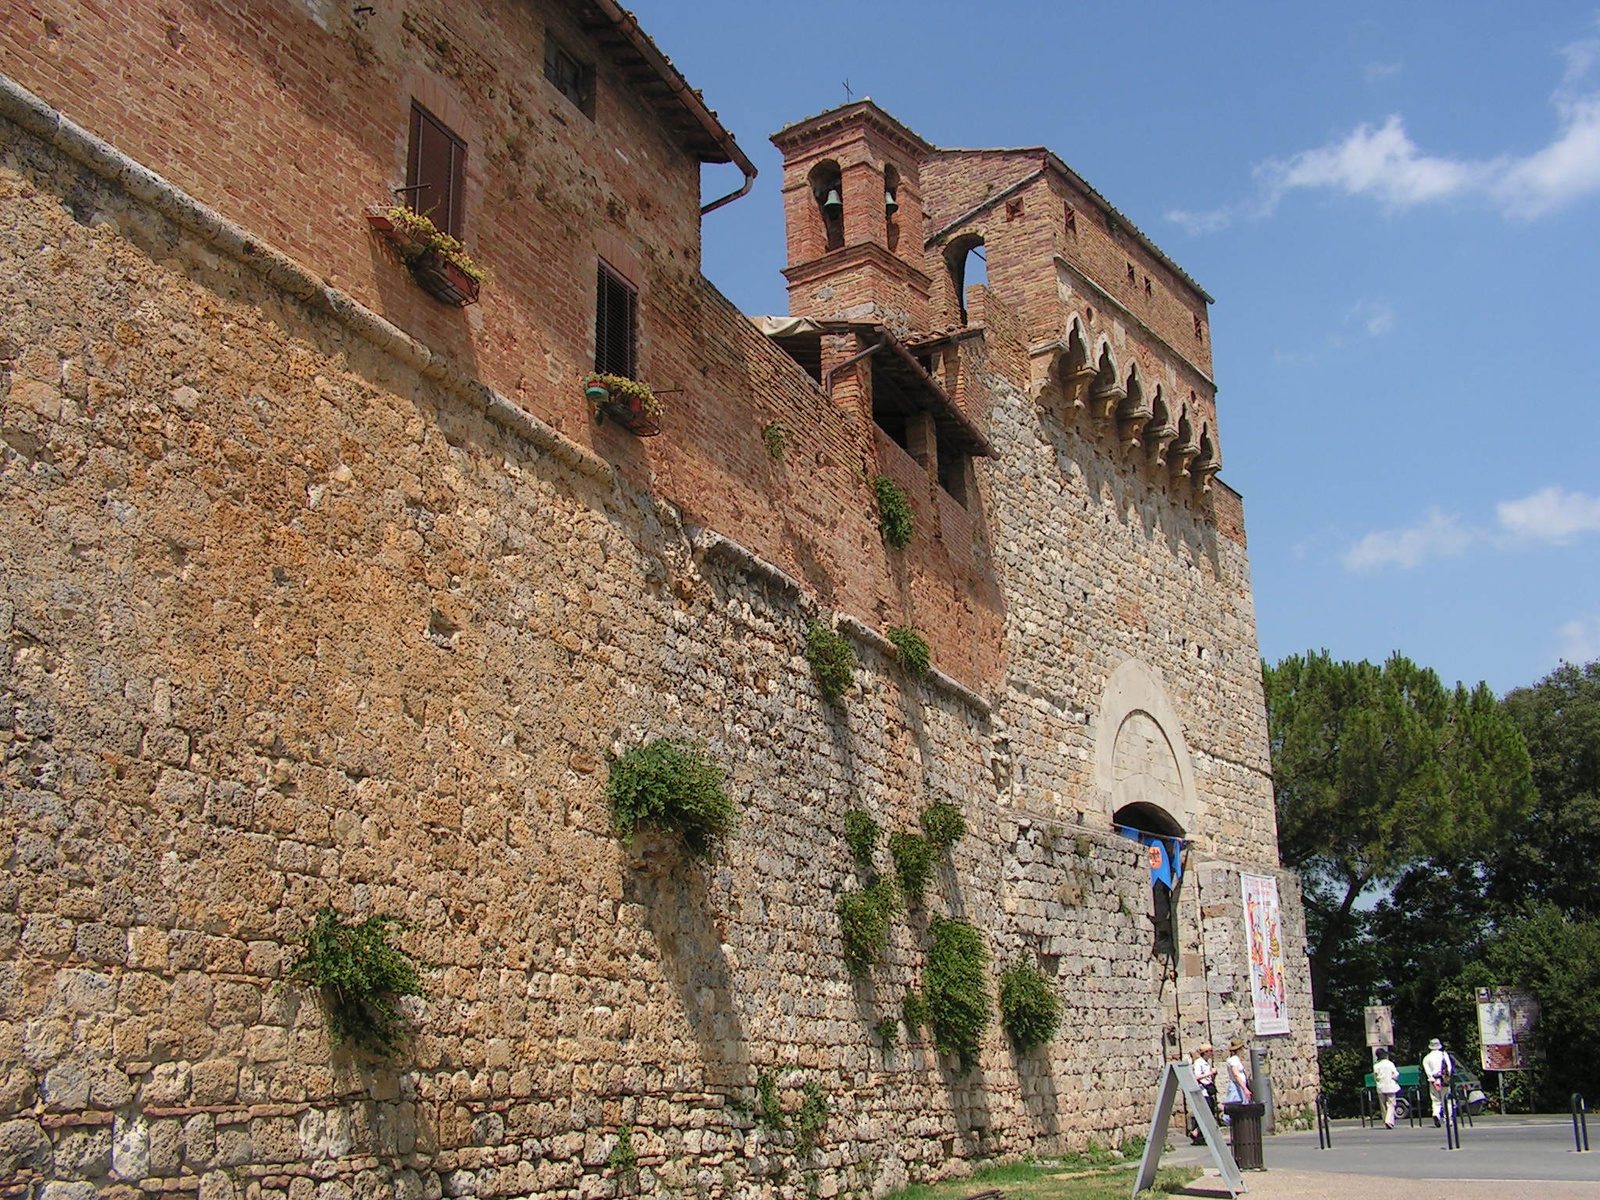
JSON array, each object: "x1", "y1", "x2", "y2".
[
  {"x1": 945, "y1": 233, "x2": 986, "y2": 325},
  {"x1": 407, "y1": 102, "x2": 466, "y2": 238},
  {"x1": 809, "y1": 161, "x2": 844, "y2": 252}
]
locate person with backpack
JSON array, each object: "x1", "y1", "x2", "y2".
[{"x1": 1422, "y1": 1037, "x2": 1454, "y2": 1126}]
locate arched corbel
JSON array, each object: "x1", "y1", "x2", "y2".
[
  {"x1": 1168, "y1": 407, "x2": 1200, "y2": 484},
  {"x1": 1191, "y1": 426, "x2": 1221, "y2": 493},
  {"x1": 1116, "y1": 364, "x2": 1153, "y2": 449},
  {"x1": 1088, "y1": 344, "x2": 1126, "y2": 421},
  {"x1": 1144, "y1": 386, "x2": 1177, "y2": 465},
  {"x1": 1060, "y1": 321, "x2": 1095, "y2": 410}
]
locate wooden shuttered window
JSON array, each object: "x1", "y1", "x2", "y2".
[
  {"x1": 595, "y1": 263, "x2": 637, "y2": 378},
  {"x1": 406, "y1": 103, "x2": 467, "y2": 238}
]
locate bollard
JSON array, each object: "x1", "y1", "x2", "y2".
[
  {"x1": 1316, "y1": 1092, "x2": 1333, "y2": 1149},
  {"x1": 1359, "y1": 1086, "x2": 1372, "y2": 1129},
  {"x1": 1574, "y1": 1094, "x2": 1590, "y2": 1153},
  {"x1": 1445, "y1": 1083, "x2": 1463, "y2": 1150}
]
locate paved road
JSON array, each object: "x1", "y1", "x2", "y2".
[{"x1": 1159, "y1": 1114, "x2": 1600, "y2": 1197}]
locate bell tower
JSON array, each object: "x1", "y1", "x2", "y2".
[{"x1": 770, "y1": 101, "x2": 934, "y2": 336}]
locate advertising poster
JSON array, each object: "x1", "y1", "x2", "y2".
[
  {"x1": 1314, "y1": 1010, "x2": 1333, "y2": 1049},
  {"x1": 1364, "y1": 1004, "x2": 1394, "y2": 1049},
  {"x1": 1476, "y1": 986, "x2": 1540, "y2": 1071},
  {"x1": 1241, "y1": 872, "x2": 1290, "y2": 1035}
]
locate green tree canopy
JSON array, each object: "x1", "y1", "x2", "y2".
[
  {"x1": 1492, "y1": 660, "x2": 1600, "y2": 918},
  {"x1": 1263, "y1": 651, "x2": 1535, "y2": 1008}
]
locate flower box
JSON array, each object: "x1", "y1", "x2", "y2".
[
  {"x1": 585, "y1": 374, "x2": 661, "y2": 437},
  {"x1": 366, "y1": 207, "x2": 484, "y2": 308}
]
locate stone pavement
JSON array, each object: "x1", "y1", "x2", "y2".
[
  {"x1": 1159, "y1": 1114, "x2": 1600, "y2": 1197},
  {"x1": 1175, "y1": 1167, "x2": 1600, "y2": 1198}
]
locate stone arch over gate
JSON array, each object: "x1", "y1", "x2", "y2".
[{"x1": 1092, "y1": 658, "x2": 1198, "y2": 835}]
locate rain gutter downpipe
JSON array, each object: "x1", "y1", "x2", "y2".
[{"x1": 825, "y1": 338, "x2": 887, "y2": 399}]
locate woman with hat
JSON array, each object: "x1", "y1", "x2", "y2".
[{"x1": 1224, "y1": 1038, "x2": 1252, "y2": 1106}]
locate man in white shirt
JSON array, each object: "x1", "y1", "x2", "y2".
[{"x1": 1421, "y1": 1037, "x2": 1453, "y2": 1126}]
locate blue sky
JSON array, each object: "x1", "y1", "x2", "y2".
[{"x1": 631, "y1": 0, "x2": 1600, "y2": 695}]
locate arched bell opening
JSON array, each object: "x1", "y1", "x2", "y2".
[
  {"x1": 809, "y1": 160, "x2": 844, "y2": 252},
  {"x1": 883, "y1": 162, "x2": 901, "y2": 252}
]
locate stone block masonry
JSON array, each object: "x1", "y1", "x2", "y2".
[
  {"x1": 0, "y1": 0, "x2": 1319, "y2": 1187},
  {"x1": 0, "y1": 109, "x2": 1313, "y2": 1199}
]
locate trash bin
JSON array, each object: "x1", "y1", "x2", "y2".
[{"x1": 1225, "y1": 1102, "x2": 1266, "y2": 1170}]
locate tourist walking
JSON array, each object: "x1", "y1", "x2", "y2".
[
  {"x1": 1189, "y1": 1043, "x2": 1218, "y2": 1143},
  {"x1": 1373, "y1": 1048, "x2": 1401, "y2": 1128},
  {"x1": 1422, "y1": 1037, "x2": 1453, "y2": 1126}
]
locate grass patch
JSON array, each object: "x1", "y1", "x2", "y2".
[{"x1": 878, "y1": 1160, "x2": 1200, "y2": 1200}]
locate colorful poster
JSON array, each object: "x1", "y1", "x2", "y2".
[
  {"x1": 1476, "y1": 986, "x2": 1540, "y2": 1071},
  {"x1": 1314, "y1": 1010, "x2": 1334, "y2": 1049},
  {"x1": 1241, "y1": 872, "x2": 1290, "y2": 1035}
]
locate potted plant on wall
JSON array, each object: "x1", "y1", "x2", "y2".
[
  {"x1": 366, "y1": 205, "x2": 486, "y2": 307},
  {"x1": 585, "y1": 373, "x2": 662, "y2": 437}
]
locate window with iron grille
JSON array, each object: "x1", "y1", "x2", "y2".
[
  {"x1": 595, "y1": 263, "x2": 637, "y2": 378},
  {"x1": 406, "y1": 103, "x2": 466, "y2": 238},
  {"x1": 544, "y1": 36, "x2": 594, "y2": 116}
]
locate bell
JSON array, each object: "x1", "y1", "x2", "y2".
[
  {"x1": 821, "y1": 188, "x2": 843, "y2": 212},
  {"x1": 884, "y1": 188, "x2": 898, "y2": 214}
]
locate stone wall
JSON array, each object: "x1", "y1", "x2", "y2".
[{"x1": 0, "y1": 103, "x2": 1313, "y2": 1200}]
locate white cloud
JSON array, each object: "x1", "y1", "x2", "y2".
[
  {"x1": 1164, "y1": 206, "x2": 1233, "y2": 235},
  {"x1": 1557, "y1": 613, "x2": 1600, "y2": 663},
  {"x1": 1496, "y1": 486, "x2": 1600, "y2": 543},
  {"x1": 1346, "y1": 299, "x2": 1396, "y2": 337},
  {"x1": 1366, "y1": 61, "x2": 1403, "y2": 83},
  {"x1": 1171, "y1": 25, "x2": 1600, "y2": 233},
  {"x1": 1340, "y1": 508, "x2": 1475, "y2": 572},
  {"x1": 1258, "y1": 115, "x2": 1493, "y2": 211}
]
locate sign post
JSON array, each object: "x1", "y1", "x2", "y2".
[
  {"x1": 1133, "y1": 1062, "x2": 1247, "y2": 1198},
  {"x1": 1363, "y1": 1004, "x2": 1394, "y2": 1049},
  {"x1": 1477, "y1": 986, "x2": 1539, "y2": 1112}
]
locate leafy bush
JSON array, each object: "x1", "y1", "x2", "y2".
[
  {"x1": 887, "y1": 625, "x2": 931, "y2": 679},
  {"x1": 888, "y1": 831, "x2": 938, "y2": 905},
  {"x1": 607, "y1": 1124, "x2": 637, "y2": 1173},
  {"x1": 606, "y1": 738, "x2": 735, "y2": 855},
  {"x1": 755, "y1": 1069, "x2": 786, "y2": 1132},
  {"x1": 875, "y1": 1016, "x2": 900, "y2": 1047},
  {"x1": 998, "y1": 959, "x2": 1062, "y2": 1051},
  {"x1": 804, "y1": 620, "x2": 857, "y2": 704},
  {"x1": 921, "y1": 801, "x2": 966, "y2": 848},
  {"x1": 287, "y1": 908, "x2": 426, "y2": 1055},
  {"x1": 837, "y1": 878, "x2": 898, "y2": 974},
  {"x1": 843, "y1": 809, "x2": 880, "y2": 866},
  {"x1": 873, "y1": 475, "x2": 914, "y2": 548},
  {"x1": 794, "y1": 1081, "x2": 828, "y2": 1154},
  {"x1": 902, "y1": 989, "x2": 929, "y2": 1034},
  {"x1": 763, "y1": 420, "x2": 790, "y2": 460},
  {"x1": 926, "y1": 917, "x2": 990, "y2": 1071}
]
